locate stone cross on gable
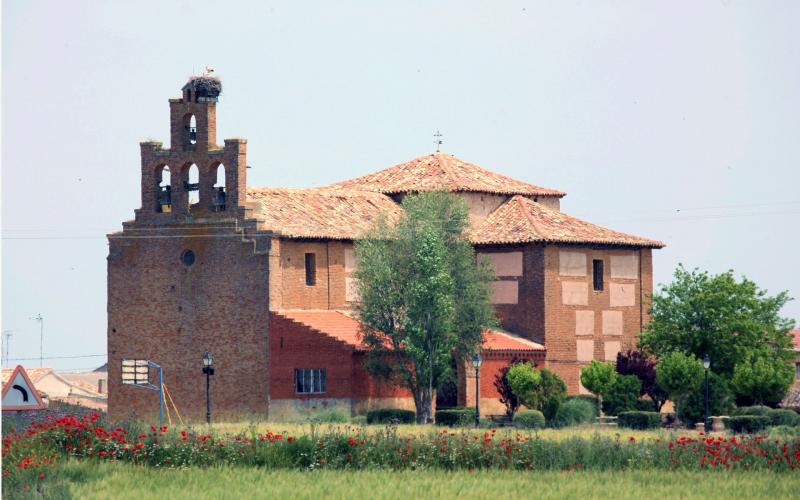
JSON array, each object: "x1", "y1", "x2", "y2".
[{"x1": 433, "y1": 130, "x2": 443, "y2": 152}]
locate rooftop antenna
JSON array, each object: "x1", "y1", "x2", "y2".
[
  {"x1": 29, "y1": 314, "x2": 43, "y2": 367},
  {"x1": 433, "y1": 130, "x2": 443, "y2": 152}
]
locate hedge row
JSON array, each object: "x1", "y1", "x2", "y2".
[
  {"x1": 435, "y1": 408, "x2": 476, "y2": 426},
  {"x1": 617, "y1": 411, "x2": 661, "y2": 430},
  {"x1": 366, "y1": 408, "x2": 415, "y2": 424}
]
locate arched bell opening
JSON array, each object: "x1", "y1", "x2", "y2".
[
  {"x1": 155, "y1": 165, "x2": 172, "y2": 213},
  {"x1": 184, "y1": 164, "x2": 200, "y2": 209},
  {"x1": 212, "y1": 164, "x2": 226, "y2": 212}
]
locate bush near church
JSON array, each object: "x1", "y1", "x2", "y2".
[
  {"x1": 435, "y1": 408, "x2": 476, "y2": 427},
  {"x1": 512, "y1": 410, "x2": 546, "y2": 429},
  {"x1": 727, "y1": 415, "x2": 772, "y2": 434},
  {"x1": 550, "y1": 398, "x2": 596, "y2": 428},
  {"x1": 602, "y1": 374, "x2": 642, "y2": 416},
  {"x1": 366, "y1": 409, "x2": 416, "y2": 424},
  {"x1": 617, "y1": 411, "x2": 662, "y2": 430}
]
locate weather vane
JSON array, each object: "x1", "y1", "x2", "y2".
[{"x1": 433, "y1": 130, "x2": 443, "y2": 152}]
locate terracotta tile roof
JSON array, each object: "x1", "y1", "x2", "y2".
[
  {"x1": 483, "y1": 329, "x2": 545, "y2": 352},
  {"x1": 326, "y1": 152, "x2": 565, "y2": 197},
  {"x1": 276, "y1": 310, "x2": 544, "y2": 352},
  {"x1": 247, "y1": 188, "x2": 403, "y2": 240},
  {"x1": 790, "y1": 329, "x2": 800, "y2": 351},
  {"x1": 471, "y1": 195, "x2": 664, "y2": 248},
  {"x1": 278, "y1": 310, "x2": 369, "y2": 349},
  {"x1": 1, "y1": 367, "x2": 52, "y2": 386}
]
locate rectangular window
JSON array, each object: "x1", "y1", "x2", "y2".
[
  {"x1": 592, "y1": 259, "x2": 604, "y2": 291},
  {"x1": 304, "y1": 253, "x2": 316, "y2": 286},
  {"x1": 295, "y1": 368, "x2": 326, "y2": 394},
  {"x1": 796, "y1": 362, "x2": 800, "y2": 380}
]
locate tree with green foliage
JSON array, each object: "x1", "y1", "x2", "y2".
[
  {"x1": 615, "y1": 350, "x2": 668, "y2": 411},
  {"x1": 731, "y1": 352, "x2": 795, "y2": 406},
  {"x1": 678, "y1": 371, "x2": 734, "y2": 425},
  {"x1": 580, "y1": 360, "x2": 618, "y2": 418},
  {"x1": 602, "y1": 374, "x2": 642, "y2": 416},
  {"x1": 655, "y1": 351, "x2": 704, "y2": 424},
  {"x1": 639, "y1": 266, "x2": 795, "y2": 380},
  {"x1": 507, "y1": 363, "x2": 567, "y2": 420},
  {"x1": 353, "y1": 192, "x2": 497, "y2": 423}
]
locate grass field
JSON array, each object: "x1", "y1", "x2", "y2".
[
  {"x1": 209, "y1": 422, "x2": 671, "y2": 441},
  {"x1": 42, "y1": 463, "x2": 798, "y2": 500}
]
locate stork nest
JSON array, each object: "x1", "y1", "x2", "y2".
[{"x1": 185, "y1": 76, "x2": 222, "y2": 97}]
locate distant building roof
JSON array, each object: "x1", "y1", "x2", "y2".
[
  {"x1": 277, "y1": 309, "x2": 544, "y2": 353},
  {"x1": 1, "y1": 367, "x2": 53, "y2": 386},
  {"x1": 247, "y1": 188, "x2": 403, "y2": 240},
  {"x1": 470, "y1": 195, "x2": 664, "y2": 248},
  {"x1": 327, "y1": 152, "x2": 566, "y2": 197},
  {"x1": 790, "y1": 329, "x2": 800, "y2": 351}
]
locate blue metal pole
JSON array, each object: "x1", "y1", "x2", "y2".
[{"x1": 158, "y1": 365, "x2": 164, "y2": 426}]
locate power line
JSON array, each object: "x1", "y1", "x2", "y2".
[{"x1": 7, "y1": 354, "x2": 106, "y2": 361}]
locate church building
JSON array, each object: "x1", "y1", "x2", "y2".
[{"x1": 107, "y1": 77, "x2": 663, "y2": 421}]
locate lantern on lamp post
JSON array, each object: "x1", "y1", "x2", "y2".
[
  {"x1": 202, "y1": 352, "x2": 215, "y2": 424},
  {"x1": 472, "y1": 353, "x2": 483, "y2": 427}
]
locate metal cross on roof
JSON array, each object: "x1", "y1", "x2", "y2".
[{"x1": 433, "y1": 130, "x2": 443, "y2": 152}]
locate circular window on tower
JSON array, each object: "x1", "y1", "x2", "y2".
[{"x1": 181, "y1": 249, "x2": 196, "y2": 267}]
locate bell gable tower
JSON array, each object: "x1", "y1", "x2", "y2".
[{"x1": 136, "y1": 75, "x2": 247, "y2": 222}]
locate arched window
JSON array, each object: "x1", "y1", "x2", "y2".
[
  {"x1": 213, "y1": 164, "x2": 226, "y2": 211},
  {"x1": 188, "y1": 115, "x2": 197, "y2": 145},
  {"x1": 186, "y1": 164, "x2": 200, "y2": 206},
  {"x1": 156, "y1": 165, "x2": 172, "y2": 213}
]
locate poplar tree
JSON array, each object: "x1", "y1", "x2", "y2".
[{"x1": 354, "y1": 192, "x2": 496, "y2": 424}]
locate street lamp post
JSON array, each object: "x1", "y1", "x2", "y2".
[
  {"x1": 472, "y1": 354, "x2": 483, "y2": 427},
  {"x1": 703, "y1": 354, "x2": 711, "y2": 433},
  {"x1": 202, "y1": 352, "x2": 215, "y2": 424}
]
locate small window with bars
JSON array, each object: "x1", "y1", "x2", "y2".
[
  {"x1": 305, "y1": 253, "x2": 316, "y2": 286},
  {"x1": 295, "y1": 368, "x2": 326, "y2": 394},
  {"x1": 592, "y1": 259, "x2": 604, "y2": 291}
]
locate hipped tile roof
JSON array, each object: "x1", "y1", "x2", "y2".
[
  {"x1": 327, "y1": 152, "x2": 565, "y2": 197},
  {"x1": 790, "y1": 329, "x2": 800, "y2": 351},
  {"x1": 470, "y1": 195, "x2": 664, "y2": 248},
  {"x1": 247, "y1": 188, "x2": 403, "y2": 240},
  {"x1": 277, "y1": 310, "x2": 544, "y2": 352}
]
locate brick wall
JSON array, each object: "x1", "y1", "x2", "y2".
[
  {"x1": 269, "y1": 312, "x2": 410, "y2": 417},
  {"x1": 543, "y1": 245, "x2": 653, "y2": 394},
  {"x1": 107, "y1": 224, "x2": 270, "y2": 421},
  {"x1": 274, "y1": 240, "x2": 353, "y2": 310}
]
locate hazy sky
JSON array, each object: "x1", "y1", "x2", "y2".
[{"x1": 3, "y1": 1, "x2": 799, "y2": 371}]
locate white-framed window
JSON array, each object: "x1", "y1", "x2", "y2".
[{"x1": 295, "y1": 368, "x2": 326, "y2": 394}]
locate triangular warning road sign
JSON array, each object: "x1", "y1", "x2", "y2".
[{"x1": 2, "y1": 365, "x2": 47, "y2": 410}]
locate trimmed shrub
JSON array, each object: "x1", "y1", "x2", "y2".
[
  {"x1": 550, "y1": 398, "x2": 596, "y2": 428},
  {"x1": 307, "y1": 409, "x2": 349, "y2": 423},
  {"x1": 351, "y1": 415, "x2": 367, "y2": 425},
  {"x1": 366, "y1": 408, "x2": 416, "y2": 424},
  {"x1": 727, "y1": 415, "x2": 771, "y2": 434},
  {"x1": 435, "y1": 407, "x2": 476, "y2": 426},
  {"x1": 732, "y1": 405, "x2": 772, "y2": 417},
  {"x1": 513, "y1": 410, "x2": 545, "y2": 429},
  {"x1": 617, "y1": 411, "x2": 662, "y2": 430},
  {"x1": 635, "y1": 399, "x2": 658, "y2": 412},
  {"x1": 602, "y1": 375, "x2": 642, "y2": 416},
  {"x1": 767, "y1": 409, "x2": 800, "y2": 427}
]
